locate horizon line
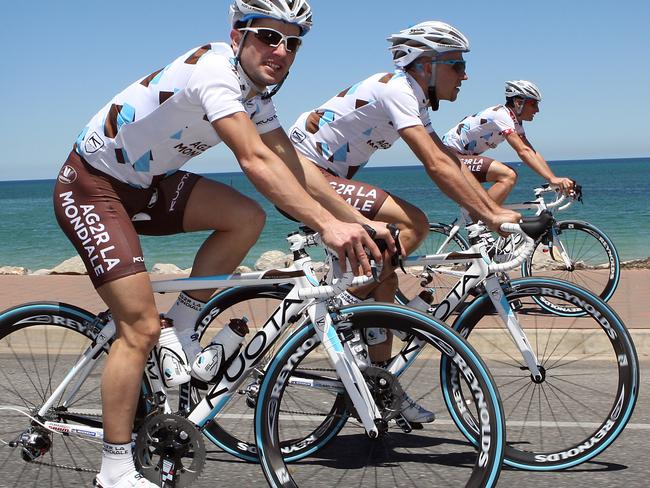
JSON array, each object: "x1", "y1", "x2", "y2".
[{"x1": 1, "y1": 155, "x2": 648, "y2": 184}]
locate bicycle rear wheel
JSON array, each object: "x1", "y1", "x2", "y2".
[
  {"x1": 521, "y1": 220, "x2": 620, "y2": 312},
  {"x1": 256, "y1": 303, "x2": 505, "y2": 488},
  {"x1": 0, "y1": 303, "x2": 110, "y2": 486},
  {"x1": 442, "y1": 278, "x2": 638, "y2": 470}
]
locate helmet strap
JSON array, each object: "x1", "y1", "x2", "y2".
[
  {"x1": 428, "y1": 62, "x2": 439, "y2": 111},
  {"x1": 262, "y1": 72, "x2": 288, "y2": 100},
  {"x1": 513, "y1": 98, "x2": 525, "y2": 117},
  {"x1": 233, "y1": 19, "x2": 290, "y2": 100},
  {"x1": 233, "y1": 20, "x2": 270, "y2": 98}
]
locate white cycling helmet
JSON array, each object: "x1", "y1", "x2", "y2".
[
  {"x1": 387, "y1": 21, "x2": 470, "y2": 68},
  {"x1": 229, "y1": 0, "x2": 313, "y2": 35},
  {"x1": 505, "y1": 80, "x2": 542, "y2": 101}
]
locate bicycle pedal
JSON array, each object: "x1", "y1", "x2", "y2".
[
  {"x1": 395, "y1": 415, "x2": 413, "y2": 433},
  {"x1": 409, "y1": 421, "x2": 424, "y2": 430}
]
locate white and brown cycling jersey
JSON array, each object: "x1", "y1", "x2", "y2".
[
  {"x1": 442, "y1": 104, "x2": 525, "y2": 156},
  {"x1": 74, "y1": 42, "x2": 280, "y2": 188},
  {"x1": 288, "y1": 69, "x2": 434, "y2": 179}
]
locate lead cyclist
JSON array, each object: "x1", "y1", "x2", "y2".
[
  {"x1": 442, "y1": 80, "x2": 574, "y2": 204},
  {"x1": 287, "y1": 21, "x2": 521, "y2": 423}
]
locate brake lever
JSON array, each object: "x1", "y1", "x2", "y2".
[{"x1": 386, "y1": 223, "x2": 406, "y2": 273}]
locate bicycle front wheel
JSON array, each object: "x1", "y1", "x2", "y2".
[
  {"x1": 522, "y1": 220, "x2": 620, "y2": 311},
  {"x1": 256, "y1": 303, "x2": 505, "y2": 488},
  {"x1": 442, "y1": 278, "x2": 638, "y2": 470}
]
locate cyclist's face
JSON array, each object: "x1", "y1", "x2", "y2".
[
  {"x1": 232, "y1": 18, "x2": 301, "y2": 89},
  {"x1": 434, "y1": 52, "x2": 468, "y2": 102},
  {"x1": 520, "y1": 98, "x2": 540, "y2": 121}
]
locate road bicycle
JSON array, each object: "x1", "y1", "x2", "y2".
[
  {"x1": 391, "y1": 212, "x2": 637, "y2": 471},
  {"x1": 403, "y1": 184, "x2": 620, "y2": 315},
  {"x1": 0, "y1": 229, "x2": 507, "y2": 487},
  {"x1": 245, "y1": 213, "x2": 637, "y2": 473}
]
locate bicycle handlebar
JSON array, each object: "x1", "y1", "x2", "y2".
[
  {"x1": 487, "y1": 212, "x2": 553, "y2": 273},
  {"x1": 297, "y1": 274, "x2": 373, "y2": 300},
  {"x1": 487, "y1": 223, "x2": 534, "y2": 273}
]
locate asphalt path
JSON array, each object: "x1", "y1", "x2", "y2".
[{"x1": 0, "y1": 356, "x2": 646, "y2": 487}]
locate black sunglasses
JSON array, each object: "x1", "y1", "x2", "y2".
[
  {"x1": 239, "y1": 27, "x2": 302, "y2": 53},
  {"x1": 432, "y1": 59, "x2": 467, "y2": 74}
]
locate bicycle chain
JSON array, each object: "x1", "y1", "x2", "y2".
[
  {"x1": 278, "y1": 367, "x2": 344, "y2": 418},
  {"x1": 31, "y1": 459, "x2": 98, "y2": 474}
]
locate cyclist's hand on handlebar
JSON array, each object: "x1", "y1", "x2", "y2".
[
  {"x1": 549, "y1": 177, "x2": 574, "y2": 196},
  {"x1": 486, "y1": 208, "x2": 521, "y2": 237},
  {"x1": 319, "y1": 221, "x2": 381, "y2": 277},
  {"x1": 361, "y1": 220, "x2": 399, "y2": 256}
]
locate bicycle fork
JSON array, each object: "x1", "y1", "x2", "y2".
[
  {"x1": 308, "y1": 302, "x2": 383, "y2": 438},
  {"x1": 483, "y1": 276, "x2": 543, "y2": 381}
]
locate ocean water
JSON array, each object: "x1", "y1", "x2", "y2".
[{"x1": 1, "y1": 158, "x2": 648, "y2": 271}]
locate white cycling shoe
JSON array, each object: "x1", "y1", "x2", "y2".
[
  {"x1": 93, "y1": 472, "x2": 159, "y2": 488},
  {"x1": 399, "y1": 391, "x2": 436, "y2": 424}
]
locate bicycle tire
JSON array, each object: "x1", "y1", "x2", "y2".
[
  {"x1": 0, "y1": 302, "x2": 152, "y2": 486},
  {"x1": 441, "y1": 278, "x2": 638, "y2": 470},
  {"x1": 256, "y1": 303, "x2": 505, "y2": 488},
  {"x1": 521, "y1": 220, "x2": 620, "y2": 314},
  {"x1": 396, "y1": 222, "x2": 470, "y2": 304}
]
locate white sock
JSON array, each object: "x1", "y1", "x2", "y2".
[
  {"x1": 165, "y1": 292, "x2": 205, "y2": 359},
  {"x1": 97, "y1": 441, "x2": 135, "y2": 486}
]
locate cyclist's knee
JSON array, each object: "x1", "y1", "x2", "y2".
[
  {"x1": 407, "y1": 208, "x2": 430, "y2": 249},
  {"x1": 380, "y1": 270, "x2": 398, "y2": 288},
  {"x1": 247, "y1": 201, "x2": 266, "y2": 235},
  {"x1": 117, "y1": 309, "x2": 161, "y2": 353},
  {"x1": 503, "y1": 166, "x2": 518, "y2": 188}
]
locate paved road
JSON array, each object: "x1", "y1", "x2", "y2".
[{"x1": 0, "y1": 354, "x2": 645, "y2": 487}]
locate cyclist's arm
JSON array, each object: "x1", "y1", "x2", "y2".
[
  {"x1": 260, "y1": 127, "x2": 396, "y2": 252},
  {"x1": 212, "y1": 112, "x2": 382, "y2": 273},
  {"x1": 401, "y1": 125, "x2": 517, "y2": 231},
  {"x1": 505, "y1": 132, "x2": 573, "y2": 193}
]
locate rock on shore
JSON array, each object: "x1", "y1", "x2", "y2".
[{"x1": 4, "y1": 254, "x2": 647, "y2": 276}]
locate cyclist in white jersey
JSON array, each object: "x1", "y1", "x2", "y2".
[
  {"x1": 442, "y1": 80, "x2": 574, "y2": 203},
  {"x1": 53, "y1": 2, "x2": 396, "y2": 487},
  {"x1": 289, "y1": 21, "x2": 520, "y2": 423}
]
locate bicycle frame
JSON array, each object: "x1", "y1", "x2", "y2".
[
  {"x1": 393, "y1": 226, "x2": 544, "y2": 381},
  {"x1": 29, "y1": 232, "x2": 387, "y2": 442}
]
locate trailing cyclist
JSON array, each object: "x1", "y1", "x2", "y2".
[
  {"x1": 52, "y1": 1, "x2": 396, "y2": 486},
  {"x1": 442, "y1": 80, "x2": 574, "y2": 204},
  {"x1": 288, "y1": 20, "x2": 521, "y2": 423}
]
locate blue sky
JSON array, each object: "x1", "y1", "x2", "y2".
[{"x1": 2, "y1": 0, "x2": 648, "y2": 181}]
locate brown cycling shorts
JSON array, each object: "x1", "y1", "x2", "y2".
[
  {"x1": 315, "y1": 165, "x2": 390, "y2": 219},
  {"x1": 453, "y1": 152, "x2": 495, "y2": 183},
  {"x1": 53, "y1": 150, "x2": 201, "y2": 288}
]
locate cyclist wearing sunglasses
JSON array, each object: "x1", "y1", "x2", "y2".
[
  {"x1": 287, "y1": 21, "x2": 520, "y2": 424},
  {"x1": 54, "y1": 1, "x2": 397, "y2": 487},
  {"x1": 442, "y1": 80, "x2": 574, "y2": 203}
]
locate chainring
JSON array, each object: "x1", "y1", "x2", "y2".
[
  {"x1": 355, "y1": 366, "x2": 404, "y2": 422},
  {"x1": 134, "y1": 413, "x2": 205, "y2": 488}
]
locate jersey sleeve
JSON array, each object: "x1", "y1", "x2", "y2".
[
  {"x1": 249, "y1": 97, "x2": 281, "y2": 135},
  {"x1": 380, "y1": 81, "x2": 425, "y2": 131},
  {"x1": 186, "y1": 54, "x2": 246, "y2": 123},
  {"x1": 421, "y1": 109, "x2": 434, "y2": 134},
  {"x1": 492, "y1": 106, "x2": 517, "y2": 136}
]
